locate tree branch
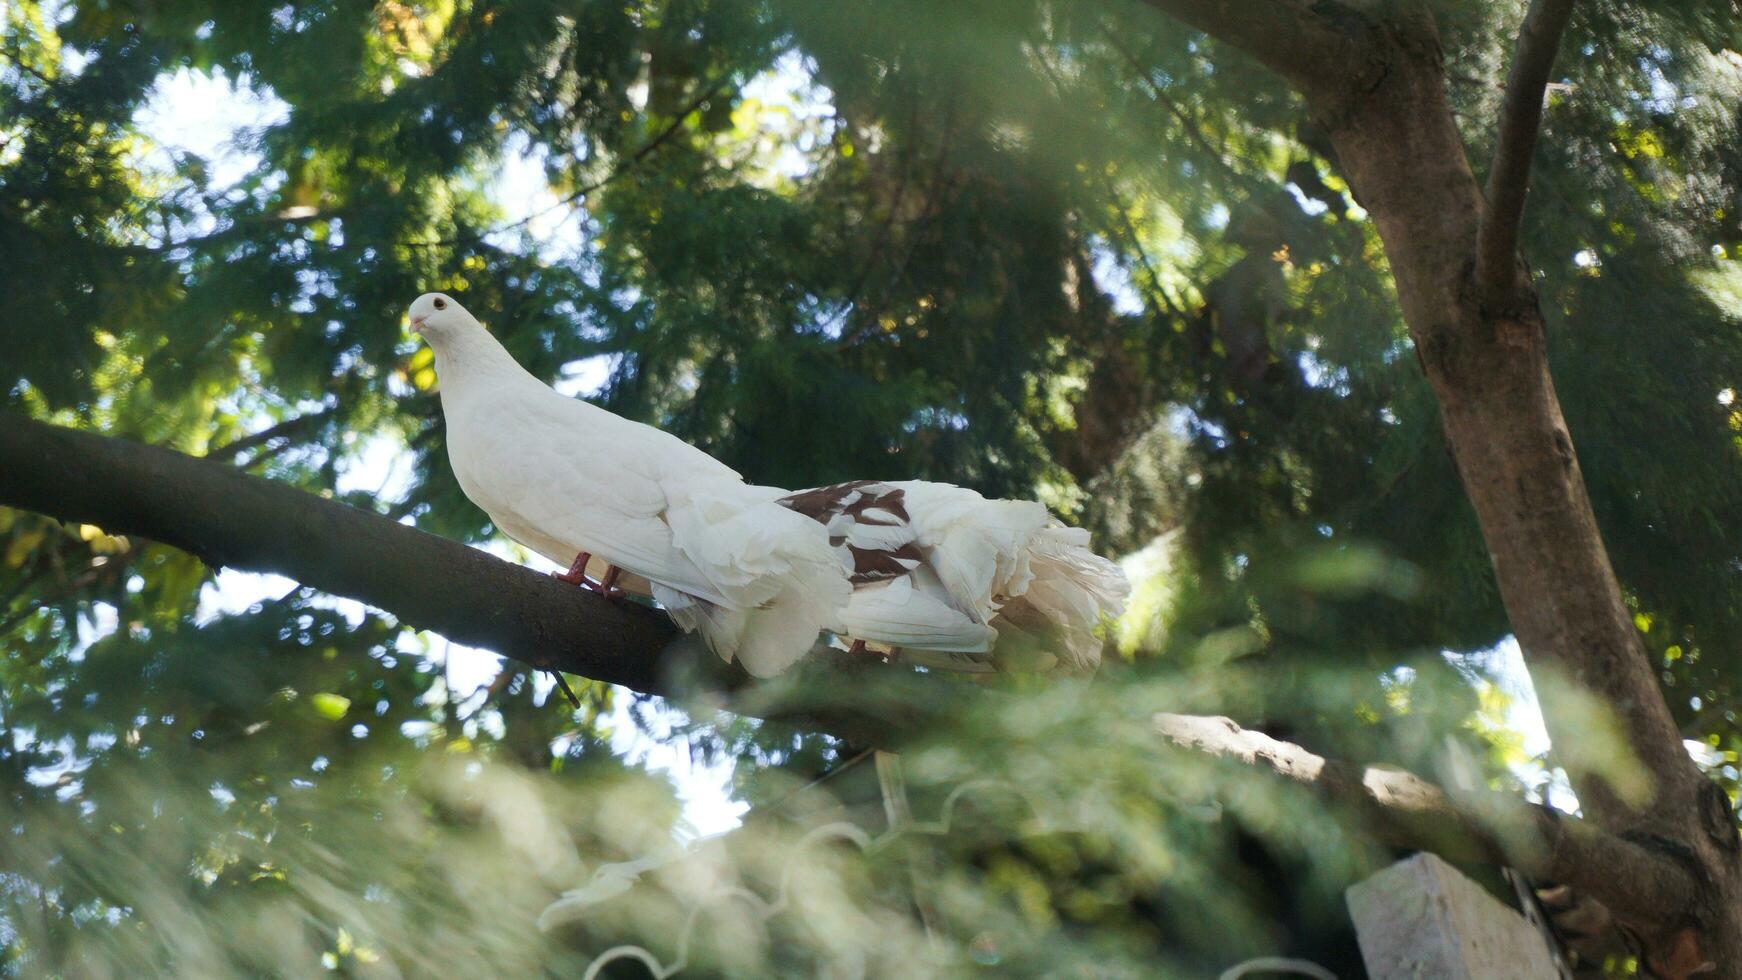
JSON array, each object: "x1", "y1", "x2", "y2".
[
  {"x1": 1133, "y1": 0, "x2": 1380, "y2": 95},
  {"x1": 0, "y1": 412, "x2": 954, "y2": 746},
  {"x1": 206, "y1": 408, "x2": 336, "y2": 460},
  {"x1": 1154, "y1": 713, "x2": 1699, "y2": 937},
  {"x1": 0, "y1": 412, "x2": 1706, "y2": 939},
  {"x1": 1474, "y1": 0, "x2": 1577, "y2": 303},
  {"x1": 0, "y1": 549, "x2": 132, "y2": 642},
  {"x1": 403, "y1": 76, "x2": 732, "y2": 250}
]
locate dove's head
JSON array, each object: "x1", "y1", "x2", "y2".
[{"x1": 406, "y1": 292, "x2": 481, "y2": 342}]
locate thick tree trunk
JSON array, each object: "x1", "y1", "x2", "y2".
[
  {"x1": 1135, "y1": 0, "x2": 1739, "y2": 971},
  {"x1": 1308, "y1": 17, "x2": 1741, "y2": 976}
]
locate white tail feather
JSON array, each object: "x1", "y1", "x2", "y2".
[
  {"x1": 733, "y1": 597, "x2": 838, "y2": 677},
  {"x1": 1013, "y1": 526, "x2": 1130, "y2": 670},
  {"x1": 652, "y1": 584, "x2": 747, "y2": 663},
  {"x1": 841, "y1": 577, "x2": 997, "y2": 652}
]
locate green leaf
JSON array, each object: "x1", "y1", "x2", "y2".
[{"x1": 310, "y1": 693, "x2": 351, "y2": 721}]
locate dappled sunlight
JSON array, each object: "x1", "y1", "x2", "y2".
[{"x1": 5, "y1": 0, "x2": 1742, "y2": 973}]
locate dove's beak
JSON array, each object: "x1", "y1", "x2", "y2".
[{"x1": 409, "y1": 315, "x2": 426, "y2": 334}]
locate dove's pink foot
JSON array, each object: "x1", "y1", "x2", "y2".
[
  {"x1": 553, "y1": 552, "x2": 627, "y2": 600},
  {"x1": 554, "y1": 551, "x2": 592, "y2": 585},
  {"x1": 597, "y1": 564, "x2": 623, "y2": 595}
]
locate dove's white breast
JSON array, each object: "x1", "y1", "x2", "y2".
[{"x1": 440, "y1": 379, "x2": 746, "y2": 602}]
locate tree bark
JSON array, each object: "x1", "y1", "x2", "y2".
[
  {"x1": 1475, "y1": 0, "x2": 1578, "y2": 304},
  {"x1": 1138, "y1": 1, "x2": 1740, "y2": 973},
  {"x1": 1312, "y1": 29, "x2": 1740, "y2": 972},
  {"x1": 1153, "y1": 714, "x2": 1696, "y2": 933}
]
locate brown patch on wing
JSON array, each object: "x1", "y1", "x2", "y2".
[
  {"x1": 779, "y1": 481, "x2": 921, "y2": 585},
  {"x1": 778, "y1": 480, "x2": 903, "y2": 521},
  {"x1": 847, "y1": 542, "x2": 925, "y2": 584},
  {"x1": 842, "y1": 487, "x2": 908, "y2": 524},
  {"x1": 777, "y1": 480, "x2": 908, "y2": 524}
]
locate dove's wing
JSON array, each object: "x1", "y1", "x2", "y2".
[
  {"x1": 776, "y1": 480, "x2": 998, "y2": 653},
  {"x1": 775, "y1": 478, "x2": 1128, "y2": 672},
  {"x1": 450, "y1": 392, "x2": 737, "y2": 605},
  {"x1": 461, "y1": 389, "x2": 851, "y2": 635},
  {"x1": 656, "y1": 482, "x2": 853, "y2": 676}
]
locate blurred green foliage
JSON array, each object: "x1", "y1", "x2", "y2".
[{"x1": 2, "y1": 0, "x2": 1741, "y2": 974}]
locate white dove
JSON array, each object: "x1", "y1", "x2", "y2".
[{"x1": 408, "y1": 292, "x2": 1128, "y2": 677}]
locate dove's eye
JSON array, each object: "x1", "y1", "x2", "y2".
[{"x1": 433, "y1": 297, "x2": 448, "y2": 311}]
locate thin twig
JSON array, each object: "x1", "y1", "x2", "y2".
[
  {"x1": 107, "y1": 76, "x2": 729, "y2": 257},
  {"x1": 1103, "y1": 181, "x2": 1187, "y2": 318},
  {"x1": 1475, "y1": 0, "x2": 1577, "y2": 303},
  {"x1": 461, "y1": 664, "x2": 520, "y2": 722},
  {"x1": 0, "y1": 554, "x2": 127, "y2": 642},
  {"x1": 403, "y1": 76, "x2": 732, "y2": 250},
  {"x1": 1033, "y1": 35, "x2": 1190, "y2": 319},
  {"x1": 816, "y1": 99, "x2": 921, "y2": 338},
  {"x1": 237, "y1": 438, "x2": 305, "y2": 471},
  {"x1": 835, "y1": 99, "x2": 960, "y2": 349},
  {"x1": 207, "y1": 408, "x2": 335, "y2": 460},
  {"x1": 548, "y1": 670, "x2": 582, "y2": 710},
  {"x1": 1098, "y1": 30, "x2": 1235, "y2": 171},
  {"x1": 4, "y1": 56, "x2": 60, "y2": 90},
  {"x1": 110, "y1": 210, "x2": 335, "y2": 257}
]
